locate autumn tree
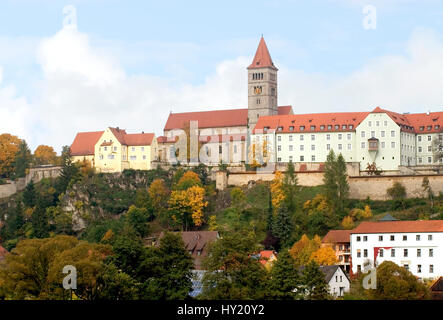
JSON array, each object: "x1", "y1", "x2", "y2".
[
  {"x1": 341, "y1": 215, "x2": 355, "y2": 229},
  {"x1": 0, "y1": 133, "x2": 21, "y2": 178},
  {"x1": 13, "y1": 140, "x2": 32, "y2": 178},
  {"x1": 289, "y1": 234, "x2": 321, "y2": 267},
  {"x1": 34, "y1": 145, "x2": 57, "y2": 165},
  {"x1": 310, "y1": 246, "x2": 338, "y2": 265},
  {"x1": 148, "y1": 178, "x2": 169, "y2": 216},
  {"x1": 175, "y1": 170, "x2": 202, "y2": 190},
  {"x1": 367, "y1": 261, "x2": 430, "y2": 300},
  {"x1": 168, "y1": 185, "x2": 208, "y2": 230},
  {"x1": 270, "y1": 171, "x2": 285, "y2": 212}
]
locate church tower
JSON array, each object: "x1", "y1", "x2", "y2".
[{"x1": 247, "y1": 37, "x2": 278, "y2": 130}]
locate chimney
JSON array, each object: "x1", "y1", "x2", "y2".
[
  {"x1": 427, "y1": 110, "x2": 430, "y2": 116},
  {"x1": 142, "y1": 131, "x2": 144, "y2": 134},
  {"x1": 116, "y1": 126, "x2": 120, "y2": 131}
]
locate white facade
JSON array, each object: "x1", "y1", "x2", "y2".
[
  {"x1": 327, "y1": 267, "x2": 351, "y2": 297},
  {"x1": 350, "y1": 231, "x2": 442, "y2": 279}
]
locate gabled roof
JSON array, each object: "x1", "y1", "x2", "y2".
[
  {"x1": 248, "y1": 37, "x2": 278, "y2": 70},
  {"x1": 404, "y1": 112, "x2": 443, "y2": 134},
  {"x1": 298, "y1": 265, "x2": 348, "y2": 283},
  {"x1": 351, "y1": 220, "x2": 443, "y2": 234},
  {"x1": 259, "y1": 250, "x2": 277, "y2": 265},
  {"x1": 124, "y1": 133, "x2": 155, "y2": 146},
  {"x1": 164, "y1": 106, "x2": 293, "y2": 131},
  {"x1": 371, "y1": 107, "x2": 415, "y2": 133},
  {"x1": 322, "y1": 230, "x2": 352, "y2": 243},
  {"x1": 253, "y1": 111, "x2": 369, "y2": 134},
  {"x1": 70, "y1": 131, "x2": 104, "y2": 156}
]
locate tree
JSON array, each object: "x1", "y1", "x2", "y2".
[
  {"x1": 138, "y1": 232, "x2": 194, "y2": 300},
  {"x1": 289, "y1": 234, "x2": 321, "y2": 267},
  {"x1": 272, "y1": 204, "x2": 294, "y2": 248},
  {"x1": 387, "y1": 181, "x2": 407, "y2": 209},
  {"x1": 0, "y1": 236, "x2": 79, "y2": 299},
  {"x1": 208, "y1": 215, "x2": 218, "y2": 231},
  {"x1": 323, "y1": 150, "x2": 349, "y2": 213},
  {"x1": 367, "y1": 261, "x2": 430, "y2": 300},
  {"x1": 201, "y1": 231, "x2": 268, "y2": 299},
  {"x1": 341, "y1": 216, "x2": 355, "y2": 229},
  {"x1": 126, "y1": 205, "x2": 150, "y2": 237},
  {"x1": 147, "y1": 179, "x2": 169, "y2": 216},
  {"x1": 270, "y1": 171, "x2": 285, "y2": 212},
  {"x1": 300, "y1": 260, "x2": 330, "y2": 300},
  {"x1": 168, "y1": 185, "x2": 208, "y2": 230},
  {"x1": 282, "y1": 161, "x2": 299, "y2": 213},
  {"x1": 422, "y1": 177, "x2": 434, "y2": 209},
  {"x1": 23, "y1": 181, "x2": 37, "y2": 208},
  {"x1": 0, "y1": 133, "x2": 21, "y2": 178},
  {"x1": 57, "y1": 146, "x2": 81, "y2": 194},
  {"x1": 175, "y1": 170, "x2": 202, "y2": 190},
  {"x1": 267, "y1": 249, "x2": 301, "y2": 299},
  {"x1": 230, "y1": 187, "x2": 246, "y2": 211},
  {"x1": 34, "y1": 145, "x2": 57, "y2": 165},
  {"x1": 13, "y1": 140, "x2": 32, "y2": 178},
  {"x1": 310, "y1": 246, "x2": 338, "y2": 265},
  {"x1": 31, "y1": 198, "x2": 50, "y2": 238}
]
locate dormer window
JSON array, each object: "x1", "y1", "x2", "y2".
[
  {"x1": 349, "y1": 125, "x2": 354, "y2": 129},
  {"x1": 327, "y1": 125, "x2": 332, "y2": 130},
  {"x1": 300, "y1": 126, "x2": 305, "y2": 131},
  {"x1": 263, "y1": 126, "x2": 270, "y2": 133},
  {"x1": 335, "y1": 125, "x2": 339, "y2": 130},
  {"x1": 277, "y1": 126, "x2": 283, "y2": 131},
  {"x1": 420, "y1": 126, "x2": 424, "y2": 131},
  {"x1": 342, "y1": 125, "x2": 347, "y2": 129},
  {"x1": 320, "y1": 125, "x2": 325, "y2": 130},
  {"x1": 310, "y1": 125, "x2": 315, "y2": 131},
  {"x1": 289, "y1": 126, "x2": 294, "y2": 131},
  {"x1": 435, "y1": 125, "x2": 440, "y2": 130}
]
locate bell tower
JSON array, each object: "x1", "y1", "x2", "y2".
[{"x1": 247, "y1": 36, "x2": 278, "y2": 130}]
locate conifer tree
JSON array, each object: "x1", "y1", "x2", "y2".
[
  {"x1": 272, "y1": 203, "x2": 294, "y2": 248},
  {"x1": 23, "y1": 181, "x2": 37, "y2": 208},
  {"x1": 282, "y1": 161, "x2": 299, "y2": 213},
  {"x1": 268, "y1": 250, "x2": 301, "y2": 299},
  {"x1": 13, "y1": 140, "x2": 32, "y2": 178},
  {"x1": 301, "y1": 260, "x2": 330, "y2": 300}
]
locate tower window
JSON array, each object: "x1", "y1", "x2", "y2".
[{"x1": 256, "y1": 99, "x2": 260, "y2": 104}]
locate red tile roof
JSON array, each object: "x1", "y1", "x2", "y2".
[
  {"x1": 164, "y1": 106, "x2": 292, "y2": 131},
  {"x1": 248, "y1": 37, "x2": 278, "y2": 70},
  {"x1": 351, "y1": 220, "x2": 443, "y2": 234},
  {"x1": 253, "y1": 111, "x2": 369, "y2": 134},
  {"x1": 322, "y1": 230, "x2": 352, "y2": 243},
  {"x1": 404, "y1": 112, "x2": 443, "y2": 134},
  {"x1": 259, "y1": 250, "x2": 277, "y2": 265},
  {"x1": 70, "y1": 131, "x2": 104, "y2": 156},
  {"x1": 157, "y1": 136, "x2": 178, "y2": 144},
  {"x1": 124, "y1": 133, "x2": 155, "y2": 146}
]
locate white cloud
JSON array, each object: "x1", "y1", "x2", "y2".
[{"x1": 1, "y1": 26, "x2": 443, "y2": 154}]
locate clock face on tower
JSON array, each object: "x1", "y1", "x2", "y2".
[{"x1": 254, "y1": 86, "x2": 262, "y2": 95}]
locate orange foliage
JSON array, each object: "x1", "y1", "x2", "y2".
[
  {"x1": 34, "y1": 145, "x2": 57, "y2": 165},
  {"x1": 0, "y1": 133, "x2": 21, "y2": 177},
  {"x1": 310, "y1": 246, "x2": 338, "y2": 265}
]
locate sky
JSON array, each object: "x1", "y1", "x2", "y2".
[{"x1": 1, "y1": 0, "x2": 443, "y2": 153}]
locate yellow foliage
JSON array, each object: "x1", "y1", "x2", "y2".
[
  {"x1": 34, "y1": 145, "x2": 57, "y2": 165},
  {"x1": 149, "y1": 179, "x2": 169, "y2": 211},
  {"x1": 310, "y1": 246, "x2": 338, "y2": 265},
  {"x1": 101, "y1": 229, "x2": 114, "y2": 242},
  {"x1": 270, "y1": 171, "x2": 285, "y2": 212},
  {"x1": 341, "y1": 216, "x2": 355, "y2": 229},
  {"x1": 208, "y1": 215, "x2": 218, "y2": 231},
  {"x1": 289, "y1": 234, "x2": 322, "y2": 266},
  {"x1": 303, "y1": 194, "x2": 332, "y2": 215},
  {"x1": 176, "y1": 171, "x2": 201, "y2": 190},
  {"x1": 168, "y1": 185, "x2": 208, "y2": 228},
  {"x1": 0, "y1": 133, "x2": 21, "y2": 177}
]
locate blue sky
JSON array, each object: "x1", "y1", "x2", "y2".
[{"x1": 0, "y1": 0, "x2": 443, "y2": 152}]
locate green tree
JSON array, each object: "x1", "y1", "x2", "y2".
[
  {"x1": 126, "y1": 205, "x2": 150, "y2": 237},
  {"x1": 272, "y1": 204, "x2": 294, "y2": 248},
  {"x1": 323, "y1": 150, "x2": 349, "y2": 213},
  {"x1": 138, "y1": 232, "x2": 194, "y2": 300},
  {"x1": 201, "y1": 231, "x2": 269, "y2": 299},
  {"x1": 367, "y1": 261, "x2": 430, "y2": 300},
  {"x1": 13, "y1": 140, "x2": 32, "y2": 178},
  {"x1": 267, "y1": 250, "x2": 301, "y2": 299},
  {"x1": 282, "y1": 161, "x2": 299, "y2": 213},
  {"x1": 336, "y1": 154, "x2": 350, "y2": 212},
  {"x1": 23, "y1": 182, "x2": 37, "y2": 208},
  {"x1": 387, "y1": 181, "x2": 407, "y2": 209},
  {"x1": 300, "y1": 260, "x2": 330, "y2": 300},
  {"x1": 7, "y1": 201, "x2": 25, "y2": 237},
  {"x1": 57, "y1": 146, "x2": 81, "y2": 194},
  {"x1": 31, "y1": 198, "x2": 50, "y2": 238}
]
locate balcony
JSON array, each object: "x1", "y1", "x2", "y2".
[{"x1": 368, "y1": 137, "x2": 379, "y2": 151}]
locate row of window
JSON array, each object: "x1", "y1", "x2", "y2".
[
  {"x1": 277, "y1": 133, "x2": 353, "y2": 142},
  {"x1": 356, "y1": 248, "x2": 434, "y2": 258},
  {"x1": 277, "y1": 155, "x2": 316, "y2": 162},
  {"x1": 361, "y1": 130, "x2": 395, "y2": 138},
  {"x1": 356, "y1": 234, "x2": 433, "y2": 242},
  {"x1": 102, "y1": 146, "x2": 147, "y2": 152},
  {"x1": 277, "y1": 144, "x2": 353, "y2": 152},
  {"x1": 356, "y1": 264, "x2": 434, "y2": 274},
  {"x1": 99, "y1": 154, "x2": 148, "y2": 161},
  {"x1": 272, "y1": 124, "x2": 356, "y2": 132}
]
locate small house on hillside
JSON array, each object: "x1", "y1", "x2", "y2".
[
  {"x1": 299, "y1": 265, "x2": 350, "y2": 297},
  {"x1": 322, "y1": 230, "x2": 352, "y2": 273}
]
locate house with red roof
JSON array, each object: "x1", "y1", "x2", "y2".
[
  {"x1": 70, "y1": 127, "x2": 158, "y2": 172},
  {"x1": 350, "y1": 220, "x2": 443, "y2": 279},
  {"x1": 322, "y1": 230, "x2": 352, "y2": 273}
]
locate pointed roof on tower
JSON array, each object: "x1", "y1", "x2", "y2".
[{"x1": 248, "y1": 36, "x2": 278, "y2": 70}]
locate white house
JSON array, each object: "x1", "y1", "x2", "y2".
[
  {"x1": 350, "y1": 220, "x2": 443, "y2": 280},
  {"x1": 299, "y1": 265, "x2": 350, "y2": 298}
]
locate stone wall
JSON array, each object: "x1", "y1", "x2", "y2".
[
  {"x1": 217, "y1": 170, "x2": 443, "y2": 200},
  {"x1": 0, "y1": 166, "x2": 62, "y2": 199}
]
